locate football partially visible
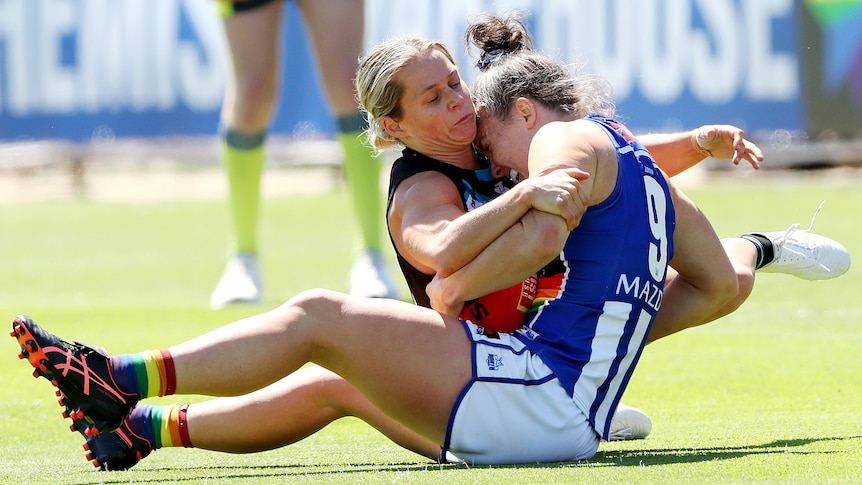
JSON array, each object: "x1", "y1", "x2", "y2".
[{"x1": 459, "y1": 274, "x2": 538, "y2": 333}]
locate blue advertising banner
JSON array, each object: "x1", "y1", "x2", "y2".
[{"x1": 0, "y1": 0, "x2": 857, "y2": 143}]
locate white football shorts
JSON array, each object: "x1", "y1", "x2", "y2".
[{"x1": 441, "y1": 320, "x2": 600, "y2": 465}]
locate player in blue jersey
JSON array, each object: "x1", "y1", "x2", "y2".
[
  {"x1": 375, "y1": 37, "x2": 753, "y2": 314},
  {"x1": 419, "y1": 18, "x2": 679, "y2": 455},
  {"x1": 375, "y1": 33, "x2": 846, "y2": 343}
]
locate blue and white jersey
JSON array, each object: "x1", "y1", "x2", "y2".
[{"x1": 515, "y1": 116, "x2": 676, "y2": 440}]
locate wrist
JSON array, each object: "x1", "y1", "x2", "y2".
[
  {"x1": 515, "y1": 180, "x2": 537, "y2": 211},
  {"x1": 440, "y1": 276, "x2": 465, "y2": 315},
  {"x1": 691, "y1": 127, "x2": 713, "y2": 158}
]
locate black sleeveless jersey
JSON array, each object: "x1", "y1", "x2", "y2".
[{"x1": 386, "y1": 147, "x2": 514, "y2": 307}]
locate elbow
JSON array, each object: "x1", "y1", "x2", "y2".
[
  {"x1": 424, "y1": 247, "x2": 462, "y2": 278},
  {"x1": 528, "y1": 212, "x2": 569, "y2": 262}
]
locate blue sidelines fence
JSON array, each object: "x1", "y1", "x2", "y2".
[{"x1": 0, "y1": 0, "x2": 859, "y2": 154}]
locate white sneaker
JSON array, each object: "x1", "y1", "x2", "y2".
[
  {"x1": 209, "y1": 252, "x2": 262, "y2": 310},
  {"x1": 350, "y1": 249, "x2": 399, "y2": 299},
  {"x1": 607, "y1": 404, "x2": 652, "y2": 441},
  {"x1": 754, "y1": 202, "x2": 851, "y2": 280}
]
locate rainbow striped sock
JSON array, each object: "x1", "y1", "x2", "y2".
[
  {"x1": 128, "y1": 403, "x2": 193, "y2": 449},
  {"x1": 110, "y1": 349, "x2": 177, "y2": 398}
]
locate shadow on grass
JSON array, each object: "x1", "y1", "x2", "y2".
[
  {"x1": 69, "y1": 462, "x2": 456, "y2": 484},
  {"x1": 68, "y1": 435, "x2": 861, "y2": 484},
  {"x1": 584, "y1": 435, "x2": 862, "y2": 467}
]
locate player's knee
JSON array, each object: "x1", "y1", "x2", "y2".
[
  {"x1": 279, "y1": 288, "x2": 359, "y2": 332},
  {"x1": 710, "y1": 261, "x2": 740, "y2": 310},
  {"x1": 275, "y1": 289, "x2": 359, "y2": 363},
  {"x1": 278, "y1": 288, "x2": 346, "y2": 320},
  {"x1": 736, "y1": 262, "x2": 756, "y2": 297},
  {"x1": 229, "y1": 80, "x2": 278, "y2": 128},
  {"x1": 722, "y1": 263, "x2": 755, "y2": 313}
]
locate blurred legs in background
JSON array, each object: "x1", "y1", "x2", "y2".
[{"x1": 211, "y1": 0, "x2": 397, "y2": 310}]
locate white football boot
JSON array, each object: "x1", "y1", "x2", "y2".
[
  {"x1": 350, "y1": 248, "x2": 399, "y2": 299},
  {"x1": 607, "y1": 403, "x2": 653, "y2": 441},
  {"x1": 209, "y1": 252, "x2": 262, "y2": 310},
  {"x1": 750, "y1": 202, "x2": 851, "y2": 280}
]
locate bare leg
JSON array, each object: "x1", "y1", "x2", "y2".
[
  {"x1": 209, "y1": 2, "x2": 286, "y2": 309},
  {"x1": 187, "y1": 365, "x2": 441, "y2": 459},
  {"x1": 220, "y1": 1, "x2": 283, "y2": 131},
  {"x1": 297, "y1": 0, "x2": 364, "y2": 117},
  {"x1": 171, "y1": 289, "x2": 471, "y2": 444},
  {"x1": 648, "y1": 181, "x2": 739, "y2": 343},
  {"x1": 707, "y1": 237, "x2": 757, "y2": 319},
  {"x1": 298, "y1": 0, "x2": 396, "y2": 299},
  {"x1": 660, "y1": 237, "x2": 757, "y2": 332}
]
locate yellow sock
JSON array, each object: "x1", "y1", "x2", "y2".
[
  {"x1": 221, "y1": 129, "x2": 266, "y2": 254},
  {"x1": 337, "y1": 113, "x2": 383, "y2": 253}
]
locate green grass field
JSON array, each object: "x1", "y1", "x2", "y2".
[{"x1": 1, "y1": 171, "x2": 860, "y2": 484}]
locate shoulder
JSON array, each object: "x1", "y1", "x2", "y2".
[
  {"x1": 531, "y1": 119, "x2": 615, "y2": 163},
  {"x1": 391, "y1": 153, "x2": 460, "y2": 199},
  {"x1": 533, "y1": 119, "x2": 614, "y2": 152},
  {"x1": 391, "y1": 169, "x2": 463, "y2": 215},
  {"x1": 545, "y1": 118, "x2": 611, "y2": 137}
]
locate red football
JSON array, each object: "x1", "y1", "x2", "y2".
[{"x1": 459, "y1": 274, "x2": 538, "y2": 333}]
